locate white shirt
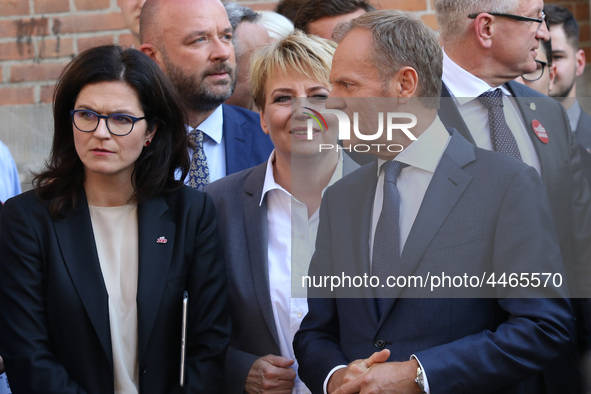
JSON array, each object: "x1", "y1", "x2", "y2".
[
  {"x1": 442, "y1": 49, "x2": 542, "y2": 175},
  {"x1": 184, "y1": 105, "x2": 226, "y2": 184},
  {"x1": 262, "y1": 151, "x2": 344, "y2": 394},
  {"x1": 323, "y1": 117, "x2": 451, "y2": 394},
  {"x1": 89, "y1": 204, "x2": 139, "y2": 394}
]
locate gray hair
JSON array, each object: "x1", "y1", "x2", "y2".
[
  {"x1": 223, "y1": 1, "x2": 261, "y2": 30},
  {"x1": 435, "y1": 0, "x2": 519, "y2": 44},
  {"x1": 334, "y1": 10, "x2": 442, "y2": 108}
]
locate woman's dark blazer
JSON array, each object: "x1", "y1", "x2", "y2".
[{"x1": 0, "y1": 186, "x2": 230, "y2": 393}]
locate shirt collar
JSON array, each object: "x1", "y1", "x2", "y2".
[
  {"x1": 442, "y1": 48, "x2": 512, "y2": 105},
  {"x1": 377, "y1": 116, "x2": 451, "y2": 176},
  {"x1": 566, "y1": 99, "x2": 581, "y2": 132},
  {"x1": 259, "y1": 150, "x2": 344, "y2": 206},
  {"x1": 184, "y1": 105, "x2": 224, "y2": 144}
]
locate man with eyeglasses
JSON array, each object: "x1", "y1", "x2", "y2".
[
  {"x1": 545, "y1": 4, "x2": 591, "y2": 185},
  {"x1": 515, "y1": 37, "x2": 556, "y2": 96},
  {"x1": 435, "y1": 0, "x2": 591, "y2": 392}
]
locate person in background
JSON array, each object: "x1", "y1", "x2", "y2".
[
  {"x1": 117, "y1": 0, "x2": 146, "y2": 43},
  {"x1": 259, "y1": 11, "x2": 295, "y2": 41},
  {"x1": 292, "y1": 0, "x2": 375, "y2": 40},
  {"x1": 223, "y1": 2, "x2": 273, "y2": 112},
  {"x1": 205, "y1": 30, "x2": 359, "y2": 394},
  {"x1": 545, "y1": 3, "x2": 591, "y2": 183},
  {"x1": 0, "y1": 140, "x2": 19, "y2": 394},
  {"x1": 514, "y1": 37, "x2": 556, "y2": 96},
  {"x1": 0, "y1": 141, "x2": 21, "y2": 204},
  {"x1": 140, "y1": 0, "x2": 273, "y2": 189},
  {"x1": 0, "y1": 45, "x2": 230, "y2": 393}
]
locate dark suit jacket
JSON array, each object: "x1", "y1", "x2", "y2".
[
  {"x1": 205, "y1": 154, "x2": 359, "y2": 393},
  {"x1": 294, "y1": 131, "x2": 573, "y2": 393},
  {"x1": 575, "y1": 108, "x2": 591, "y2": 184},
  {"x1": 222, "y1": 104, "x2": 274, "y2": 175},
  {"x1": 439, "y1": 81, "x2": 591, "y2": 299},
  {"x1": 0, "y1": 187, "x2": 230, "y2": 394}
]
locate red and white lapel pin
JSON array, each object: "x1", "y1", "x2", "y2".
[{"x1": 156, "y1": 236, "x2": 168, "y2": 244}]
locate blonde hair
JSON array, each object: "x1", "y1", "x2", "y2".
[{"x1": 250, "y1": 30, "x2": 336, "y2": 110}]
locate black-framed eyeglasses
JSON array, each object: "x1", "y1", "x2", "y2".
[
  {"x1": 521, "y1": 59, "x2": 547, "y2": 82},
  {"x1": 70, "y1": 109, "x2": 146, "y2": 136},
  {"x1": 468, "y1": 11, "x2": 546, "y2": 32}
]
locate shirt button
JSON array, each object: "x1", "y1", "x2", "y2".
[
  {"x1": 374, "y1": 338, "x2": 386, "y2": 349},
  {"x1": 297, "y1": 311, "x2": 303, "y2": 318}
]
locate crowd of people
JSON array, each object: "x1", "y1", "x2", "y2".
[{"x1": 0, "y1": 0, "x2": 590, "y2": 393}]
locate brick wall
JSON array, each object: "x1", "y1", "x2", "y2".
[{"x1": 0, "y1": 0, "x2": 440, "y2": 108}]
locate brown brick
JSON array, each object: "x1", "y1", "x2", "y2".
[
  {"x1": 0, "y1": 42, "x2": 35, "y2": 61},
  {"x1": 74, "y1": 0, "x2": 110, "y2": 11},
  {"x1": 0, "y1": 87, "x2": 35, "y2": 106},
  {"x1": 0, "y1": 0, "x2": 30, "y2": 16},
  {"x1": 118, "y1": 33, "x2": 139, "y2": 49},
  {"x1": 421, "y1": 13, "x2": 438, "y2": 31},
  {"x1": 41, "y1": 84, "x2": 56, "y2": 103},
  {"x1": 0, "y1": 68, "x2": 3, "y2": 83},
  {"x1": 580, "y1": 23, "x2": 590, "y2": 43},
  {"x1": 574, "y1": 2, "x2": 589, "y2": 20},
  {"x1": 249, "y1": 3, "x2": 276, "y2": 11},
  {"x1": 34, "y1": 0, "x2": 69, "y2": 14},
  {"x1": 0, "y1": 18, "x2": 50, "y2": 38},
  {"x1": 37, "y1": 37, "x2": 75, "y2": 59},
  {"x1": 56, "y1": 12, "x2": 126, "y2": 34},
  {"x1": 10, "y1": 62, "x2": 67, "y2": 82},
  {"x1": 77, "y1": 35, "x2": 115, "y2": 52},
  {"x1": 374, "y1": 0, "x2": 427, "y2": 11}
]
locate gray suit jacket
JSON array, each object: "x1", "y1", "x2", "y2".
[
  {"x1": 575, "y1": 108, "x2": 591, "y2": 184},
  {"x1": 205, "y1": 153, "x2": 359, "y2": 393}
]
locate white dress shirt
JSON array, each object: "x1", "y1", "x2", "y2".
[
  {"x1": 261, "y1": 151, "x2": 343, "y2": 394},
  {"x1": 442, "y1": 49, "x2": 541, "y2": 175},
  {"x1": 183, "y1": 105, "x2": 226, "y2": 184},
  {"x1": 323, "y1": 117, "x2": 451, "y2": 394}
]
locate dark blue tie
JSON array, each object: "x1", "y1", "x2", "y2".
[
  {"x1": 478, "y1": 89, "x2": 522, "y2": 160},
  {"x1": 373, "y1": 160, "x2": 408, "y2": 317}
]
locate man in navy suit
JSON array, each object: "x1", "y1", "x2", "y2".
[
  {"x1": 293, "y1": 10, "x2": 573, "y2": 393},
  {"x1": 139, "y1": 0, "x2": 273, "y2": 183}
]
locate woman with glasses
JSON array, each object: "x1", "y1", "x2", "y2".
[{"x1": 0, "y1": 45, "x2": 230, "y2": 394}]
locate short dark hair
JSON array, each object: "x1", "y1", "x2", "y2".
[
  {"x1": 293, "y1": 0, "x2": 375, "y2": 34},
  {"x1": 35, "y1": 45, "x2": 189, "y2": 218},
  {"x1": 544, "y1": 4, "x2": 580, "y2": 50},
  {"x1": 275, "y1": 0, "x2": 306, "y2": 22}
]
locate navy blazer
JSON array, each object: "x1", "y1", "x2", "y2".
[
  {"x1": 0, "y1": 187, "x2": 230, "y2": 394},
  {"x1": 222, "y1": 104, "x2": 274, "y2": 175},
  {"x1": 294, "y1": 131, "x2": 573, "y2": 393},
  {"x1": 205, "y1": 154, "x2": 359, "y2": 393}
]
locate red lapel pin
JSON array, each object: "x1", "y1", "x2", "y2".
[{"x1": 532, "y1": 120, "x2": 549, "y2": 144}]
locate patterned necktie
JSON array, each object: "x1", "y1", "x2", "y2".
[
  {"x1": 187, "y1": 129, "x2": 210, "y2": 189},
  {"x1": 478, "y1": 89, "x2": 522, "y2": 160},
  {"x1": 372, "y1": 160, "x2": 408, "y2": 317}
]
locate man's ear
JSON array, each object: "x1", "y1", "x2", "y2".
[
  {"x1": 473, "y1": 14, "x2": 495, "y2": 49},
  {"x1": 139, "y1": 43, "x2": 161, "y2": 64},
  {"x1": 575, "y1": 48, "x2": 586, "y2": 77},
  {"x1": 388, "y1": 66, "x2": 418, "y2": 104},
  {"x1": 548, "y1": 63, "x2": 557, "y2": 93}
]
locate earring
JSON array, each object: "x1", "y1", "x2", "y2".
[{"x1": 145, "y1": 140, "x2": 151, "y2": 146}]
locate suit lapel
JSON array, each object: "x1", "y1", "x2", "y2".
[
  {"x1": 377, "y1": 133, "x2": 476, "y2": 325},
  {"x1": 136, "y1": 196, "x2": 176, "y2": 359},
  {"x1": 223, "y1": 104, "x2": 253, "y2": 175},
  {"x1": 439, "y1": 83, "x2": 477, "y2": 144},
  {"x1": 53, "y1": 193, "x2": 112, "y2": 364},
  {"x1": 243, "y1": 165, "x2": 281, "y2": 347}
]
